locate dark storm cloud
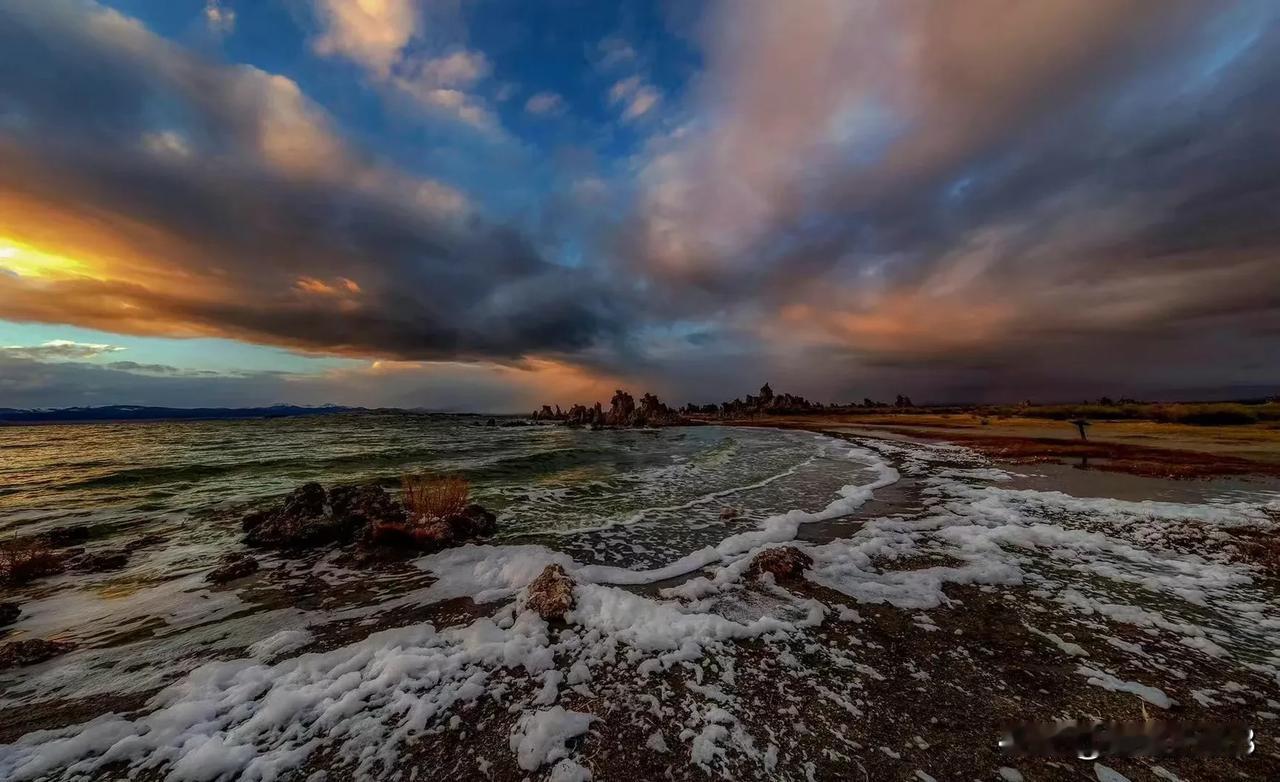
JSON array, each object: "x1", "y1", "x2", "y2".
[
  {"x1": 1, "y1": 0, "x2": 1277, "y2": 406},
  {"x1": 0, "y1": 0, "x2": 632, "y2": 363},
  {"x1": 623, "y1": 0, "x2": 1280, "y2": 400}
]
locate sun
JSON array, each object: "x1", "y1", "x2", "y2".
[{"x1": 0, "y1": 237, "x2": 94, "y2": 278}]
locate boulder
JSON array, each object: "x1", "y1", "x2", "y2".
[
  {"x1": 243, "y1": 481, "x2": 494, "y2": 554},
  {"x1": 241, "y1": 509, "x2": 271, "y2": 533},
  {"x1": 0, "y1": 639, "x2": 75, "y2": 669},
  {"x1": 330, "y1": 483, "x2": 405, "y2": 531},
  {"x1": 452, "y1": 504, "x2": 497, "y2": 537},
  {"x1": 369, "y1": 504, "x2": 497, "y2": 551},
  {"x1": 525, "y1": 564, "x2": 575, "y2": 621},
  {"x1": 0, "y1": 602, "x2": 19, "y2": 628},
  {"x1": 747, "y1": 546, "x2": 813, "y2": 582},
  {"x1": 245, "y1": 482, "x2": 400, "y2": 549},
  {"x1": 65, "y1": 549, "x2": 129, "y2": 573},
  {"x1": 207, "y1": 553, "x2": 260, "y2": 584}
]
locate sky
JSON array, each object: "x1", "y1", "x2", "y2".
[{"x1": 1, "y1": 0, "x2": 1278, "y2": 412}]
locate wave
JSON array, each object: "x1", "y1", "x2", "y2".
[
  {"x1": 420, "y1": 432, "x2": 902, "y2": 590},
  {"x1": 532, "y1": 453, "x2": 822, "y2": 537}
]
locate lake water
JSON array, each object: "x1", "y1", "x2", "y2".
[
  {"x1": 0, "y1": 414, "x2": 882, "y2": 704},
  {"x1": 3, "y1": 415, "x2": 1279, "y2": 781}
]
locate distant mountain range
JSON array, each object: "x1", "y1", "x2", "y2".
[{"x1": 0, "y1": 404, "x2": 362, "y2": 423}]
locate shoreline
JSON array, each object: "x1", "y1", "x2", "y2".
[
  {"x1": 3, "y1": 420, "x2": 1278, "y2": 780},
  {"x1": 704, "y1": 413, "x2": 1280, "y2": 480}
]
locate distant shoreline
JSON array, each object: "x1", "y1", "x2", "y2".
[
  {"x1": 715, "y1": 412, "x2": 1280, "y2": 479},
  {"x1": 0, "y1": 405, "x2": 366, "y2": 425}
]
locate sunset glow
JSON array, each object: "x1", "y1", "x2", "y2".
[
  {"x1": 0, "y1": 238, "x2": 96, "y2": 280},
  {"x1": 1, "y1": 5, "x2": 1279, "y2": 779},
  {"x1": 0, "y1": 0, "x2": 1276, "y2": 409}
]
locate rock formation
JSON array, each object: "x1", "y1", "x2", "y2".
[
  {"x1": 244, "y1": 482, "x2": 403, "y2": 549},
  {"x1": 531, "y1": 389, "x2": 685, "y2": 428},
  {"x1": 747, "y1": 546, "x2": 813, "y2": 582},
  {"x1": 525, "y1": 564, "x2": 575, "y2": 621},
  {"x1": 0, "y1": 638, "x2": 75, "y2": 669},
  {"x1": 369, "y1": 504, "x2": 497, "y2": 552},
  {"x1": 207, "y1": 553, "x2": 260, "y2": 584}
]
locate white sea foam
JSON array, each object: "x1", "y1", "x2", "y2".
[{"x1": 5, "y1": 432, "x2": 1278, "y2": 780}]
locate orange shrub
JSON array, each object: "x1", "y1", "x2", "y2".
[{"x1": 401, "y1": 473, "x2": 470, "y2": 521}]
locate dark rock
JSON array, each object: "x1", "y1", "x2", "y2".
[
  {"x1": 368, "y1": 504, "x2": 497, "y2": 551},
  {"x1": 525, "y1": 564, "x2": 575, "y2": 621},
  {"x1": 242, "y1": 481, "x2": 492, "y2": 555},
  {"x1": 0, "y1": 638, "x2": 75, "y2": 669},
  {"x1": 241, "y1": 509, "x2": 271, "y2": 533},
  {"x1": 369, "y1": 518, "x2": 454, "y2": 549},
  {"x1": 747, "y1": 546, "x2": 813, "y2": 582},
  {"x1": 34, "y1": 525, "x2": 90, "y2": 548},
  {"x1": 207, "y1": 553, "x2": 260, "y2": 584},
  {"x1": 451, "y1": 504, "x2": 497, "y2": 537},
  {"x1": 65, "y1": 549, "x2": 129, "y2": 573},
  {"x1": 330, "y1": 483, "x2": 405, "y2": 531},
  {"x1": 245, "y1": 482, "x2": 408, "y2": 550},
  {"x1": 244, "y1": 483, "x2": 349, "y2": 549},
  {"x1": 0, "y1": 602, "x2": 20, "y2": 627}
]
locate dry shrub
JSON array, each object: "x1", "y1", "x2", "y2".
[
  {"x1": 0, "y1": 540, "x2": 65, "y2": 585},
  {"x1": 401, "y1": 473, "x2": 470, "y2": 521}
]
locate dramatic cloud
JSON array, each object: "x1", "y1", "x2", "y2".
[
  {"x1": 1, "y1": 0, "x2": 1277, "y2": 407},
  {"x1": 0, "y1": 1, "x2": 627, "y2": 366},
  {"x1": 622, "y1": 0, "x2": 1280, "y2": 400}
]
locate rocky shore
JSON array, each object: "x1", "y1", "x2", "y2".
[
  {"x1": 531, "y1": 383, "x2": 826, "y2": 428},
  {"x1": 1, "y1": 479, "x2": 499, "y2": 670}
]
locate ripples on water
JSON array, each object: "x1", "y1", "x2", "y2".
[
  {"x1": 0, "y1": 413, "x2": 868, "y2": 543},
  {"x1": 0, "y1": 413, "x2": 876, "y2": 703}
]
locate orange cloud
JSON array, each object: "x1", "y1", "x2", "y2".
[
  {"x1": 295, "y1": 276, "x2": 362, "y2": 296},
  {"x1": 776, "y1": 293, "x2": 1018, "y2": 356},
  {"x1": 324, "y1": 356, "x2": 629, "y2": 411}
]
